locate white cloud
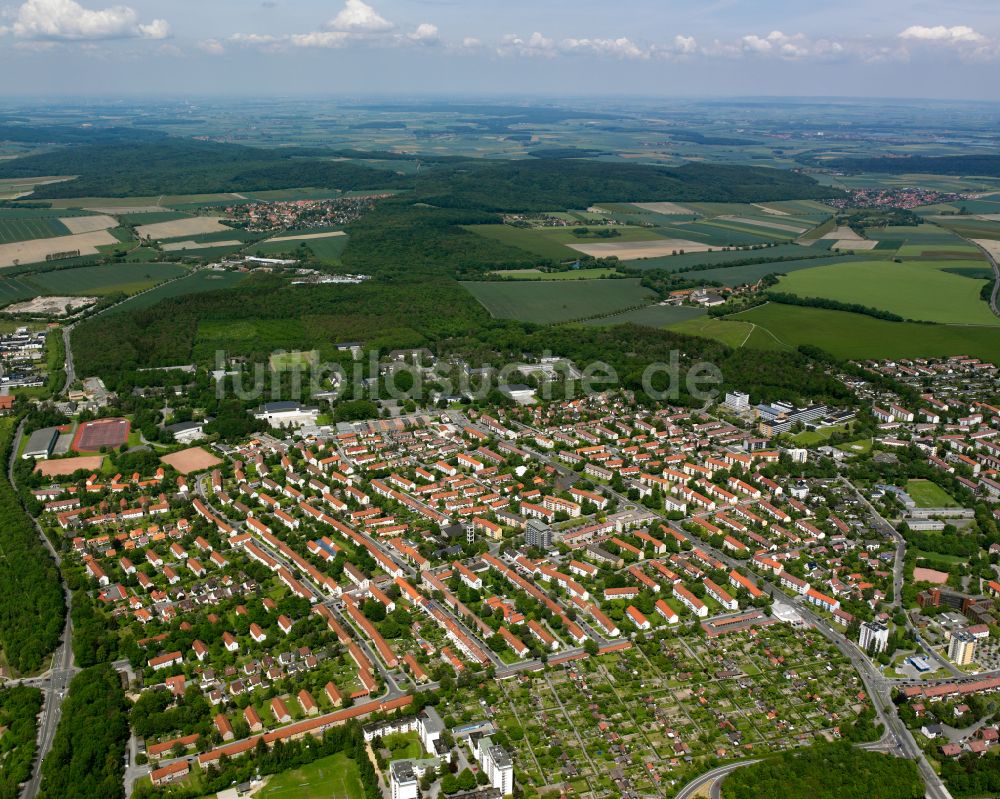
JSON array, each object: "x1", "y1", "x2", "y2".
[
  {"x1": 1, "y1": 0, "x2": 168, "y2": 40},
  {"x1": 407, "y1": 22, "x2": 439, "y2": 44},
  {"x1": 289, "y1": 30, "x2": 350, "y2": 48},
  {"x1": 197, "y1": 38, "x2": 225, "y2": 55},
  {"x1": 498, "y1": 31, "x2": 556, "y2": 57},
  {"x1": 560, "y1": 36, "x2": 646, "y2": 59},
  {"x1": 499, "y1": 32, "x2": 647, "y2": 59},
  {"x1": 899, "y1": 25, "x2": 986, "y2": 44},
  {"x1": 328, "y1": 0, "x2": 391, "y2": 33},
  {"x1": 673, "y1": 35, "x2": 697, "y2": 55}
]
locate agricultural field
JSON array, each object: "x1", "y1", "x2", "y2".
[
  {"x1": 252, "y1": 233, "x2": 349, "y2": 262},
  {"x1": 722, "y1": 303, "x2": 1000, "y2": 362},
  {"x1": 489, "y1": 268, "x2": 618, "y2": 280},
  {"x1": 462, "y1": 278, "x2": 655, "y2": 324},
  {"x1": 581, "y1": 303, "x2": 706, "y2": 327},
  {"x1": 135, "y1": 216, "x2": 234, "y2": 240},
  {"x1": 0, "y1": 216, "x2": 70, "y2": 243},
  {"x1": 465, "y1": 225, "x2": 663, "y2": 261},
  {"x1": 623, "y1": 242, "x2": 833, "y2": 271},
  {"x1": 0, "y1": 230, "x2": 121, "y2": 268},
  {"x1": 774, "y1": 258, "x2": 999, "y2": 325},
  {"x1": 30, "y1": 262, "x2": 187, "y2": 296},
  {"x1": 107, "y1": 269, "x2": 249, "y2": 314},
  {"x1": 686, "y1": 253, "x2": 862, "y2": 288}
]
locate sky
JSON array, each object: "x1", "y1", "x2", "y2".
[{"x1": 0, "y1": 0, "x2": 998, "y2": 99}]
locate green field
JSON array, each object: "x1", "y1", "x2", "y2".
[
  {"x1": 489, "y1": 267, "x2": 618, "y2": 280},
  {"x1": 31, "y1": 263, "x2": 187, "y2": 296},
  {"x1": 689, "y1": 254, "x2": 863, "y2": 288},
  {"x1": 252, "y1": 234, "x2": 349, "y2": 263},
  {"x1": 621, "y1": 242, "x2": 833, "y2": 271},
  {"x1": 256, "y1": 752, "x2": 364, "y2": 799},
  {"x1": 0, "y1": 217, "x2": 69, "y2": 243},
  {"x1": 786, "y1": 424, "x2": 849, "y2": 446},
  {"x1": 581, "y1": 304, "x2": 706, "y2": 327},
  {"x1": 464, "y1": 224, "x2": 583, "y2": 260},
  {"x1": 465, "y1": 223, "x2": 664, "y2": 262},
  {"x1": 775, "y1": 259, "x2": 999, "y2": 325},
  {"x1": 462, "y1": 278, "x2": 656, "y2": 324},
  {"x1": 906, "y1": 479, "x2": 960, "y2": 508},
  {"x1": 725, "y1": 303, "x2": 1000, "y2": 361},
  {"x1": 666, "y1": 315, "x2": 757, "y2": 348},
  {"x1": 107, "y1": 269, "x2": 248, "y2": 314}
]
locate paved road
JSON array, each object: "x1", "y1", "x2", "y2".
[
  {"x1": 674, "y1": 760, "x2": 760, "y2": 799},
  {"x1": 7, "y1": 421, "x2": 78, "y2": 799}
]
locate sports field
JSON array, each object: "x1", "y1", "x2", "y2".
[
  {"x1": 906, "y1": 479, "x2": 960, "y2": 509},
  {"x1": 73, "y1": 418, "x2": 130, "y2": 452},
  {"x1": 462, "y1": 278, "x2": 656, "y2": 324},
  {"x1": 160, "y1": 447, "x2": 222, "y2": 474},
  {"x1": 256, "y1": 751, "x2": 364, "y2": 799},
  {"x1": 775, "y1": 258, "x2": 998, "y2": 325},
  {"x1": 34, "y1": 455, "x2": 104, "y2": 477}
]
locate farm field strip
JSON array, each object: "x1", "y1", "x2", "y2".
[
  {"x1": 0, "y1": 230, "x2": 119, "y2": 268},
  {"x1": 462, "y1": 278, "x2": 656, "y2": 324}
]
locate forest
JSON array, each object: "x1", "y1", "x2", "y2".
[
  {"x1": 0, "y1": 134, "x2": 838, "y2": 207},
  {"x1": 37, "y1": 664, "x2": 129, "y2": 799},
  {"x1": 0, "y1": 686, "x2": 42, "y2": 799},
  {"x1": 0, "y1": 420, "x2": 65, "y2": 674},
  {"x1": 721, "y1": 742, "x2": 924, "y2": 799},
  {"x1": 818, "y1": 153, "x2": 1000, "y2": 177}
]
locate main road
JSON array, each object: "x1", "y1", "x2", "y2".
[{"x1": 7, "y1": 421, "x2": 78, "y2": 799}]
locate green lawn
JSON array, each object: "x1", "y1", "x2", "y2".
[
  {"x1": 786, "y1": 424, "x2": 848, "y2": 446},
  {"x1": 775, "y1": 259, "x2": 999, "y2": 325},
  {"x1": 906, "y1": 479, "x2": 960, "y2": 508},
  {"x1": 462, "y1": 278, "x2": 656, "y2": 324},
  {"x1": 836, "y1": 438, "x2": 873, "y2": 455},
  {"x1": 666, "y1": 315, "x2": 756, "y2": 348},
  {"x1": 257, "y1": 752, "x2": 365, "y2": 799}
]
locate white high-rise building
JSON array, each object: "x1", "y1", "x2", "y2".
[
  {"x1": 859, "y1": 621, "x2": 889, "y2": 654},
  {"x1": 390, "y1": 761, "x2": 418, "y2": 799},
  {"x1": 949, "y1": 630, "x2": 977, "y2": 666}
]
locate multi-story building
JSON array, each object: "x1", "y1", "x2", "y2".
[
  {"x1": 949, "y1": 630, "x2": 977, "y2": 666},
  {"x1": 859, "y1": 620, "x2": 889, "y2": 654}
]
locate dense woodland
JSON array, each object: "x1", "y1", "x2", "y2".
[
  {"x1": 37, "y1": 664, "x2": 129, "y2": 799},
  {"x1": 0, "y1": 132, "x2": 838, "y2": 207},
  {"x1": 818, "y1": 153, "x2": 1000, "y2": 177},
  {"x1": 0, "y1": 421, "x2": 65, "y2": 674},
  {"x1": 0, "y1": 686, "x2": 42, "y2": 799},
  {"x1": 722, "y1": 743, "x2": 924, "y2": 799}
]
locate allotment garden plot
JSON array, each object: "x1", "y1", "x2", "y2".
[{"x1": 445, "y1": 626, "x2": 871, "y2": 799}]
